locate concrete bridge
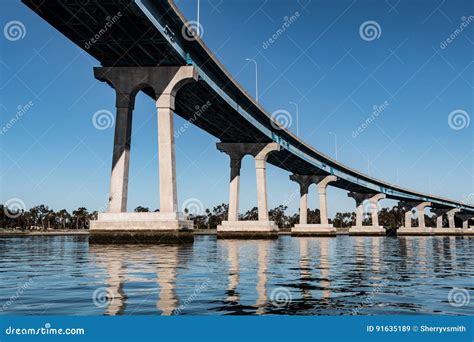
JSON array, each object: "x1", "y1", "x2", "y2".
[{"x1": 23, "y1": 0, "x2": 474, "y2": 242}]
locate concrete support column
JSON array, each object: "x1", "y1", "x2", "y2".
[
  {"x1": 255, "y1": 158, "x2": 269, "y2": 221},
  {"x1": 436, "y1": 215, "x2": 444, "y2": 228},
  {"x1": 216, "y1": 142, "x2": 280, "y2": 238},
  {"x1": 348, "y1": 192, "x2": 373, "y2": 227},
  {"x1": 459, "y1": 214, "x2": 473, "y2": 229},
  {"x1": 432, "y1": 208, "x2": 460, "y2": 230},
  {"x1": 416, "y1": 202, "x2": 431, "y2": 228},
  {"x1": 404, "y1": 210, "x2": 412, "y2": 228},
  {"x1": 108, "y1": 93, "x2": 134, "y2": 213},
  {"x1": 355, "y1": 198, "x2": 364, "y2": 227},
  {"x1": 254, "y1": 143, "x2": 280, "y2": 221},
  {"x1": 348, "y1": 192, "x2": 386, "y2": 236},
  {"x1": 446, "y1": 208, "x2": 460, "y2": 228},
  {"x1": 90, "y1": 66, "x2": 198, "y2": 243},
  {"x1": 370, "y1": 193, "x2": 386, "y2": 227},
  {"x1": 315, "y1": 175, "x2": 337, "y2": 225},
  {"x1": 156, "y1": 105, "x2": 178, "y2": 213},
  {"x1": 289, "y1": 175, "x2": 314, "y2": 225},
  {"x1": 228, "y1": 158, "x2": 242, "y2": 222}
]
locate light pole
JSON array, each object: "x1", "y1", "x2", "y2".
[
  {"x1": 246, "y1": 58, "x2": 258, "y2": 102},
  {"x1": 197, "y1": 0, "x2": 200, "y2": 36},
  {"x1": 289, "y1": 101, "x2": 299, "y2": 135},
  {"x1": 329, "y1": 131, "x2": 337, "y2": 161}
]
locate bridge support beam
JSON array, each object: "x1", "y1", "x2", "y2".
[
  {"x1": 459, "y1": 214, "x2": 474, "y2": 229},
  {"x1": 89, "y1": 66, "x2": 198, "y2": 243},
  {"x1": 431, "y1": 208, "x2": 461, "y2": 236},
  {"x1": 348, "y1": 192, "x2": 386, "y2": 236},
  {"x1": 216, "y1": 142, "x2": 280, "y2": 239},
  {"x1": 290, "y1": 175, "x2": 337, "y2": 236},
  {"x1": 397, "y1": 201, "x2": 433, "y2": 236}
]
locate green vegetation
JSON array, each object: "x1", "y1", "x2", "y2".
[{"x1": 1, "y1": 202, "x2": 436, "y2": 230}]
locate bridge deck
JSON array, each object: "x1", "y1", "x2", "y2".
[{"x1": 22, "y1": 0, "x2": 474, "y2": 213}]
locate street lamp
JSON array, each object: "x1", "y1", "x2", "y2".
[
  {"x1": 329, "y1": 131, "x2": 337, "y2": 161},
  {"x1": 246, "y1": 58, "x2": 258, "y2": 102},
  {"x1": 289, "y1": 101, "x2": 299, "y2": 136},
  {"x1": 197, "y1": 0, "x2": 200, "y2": 36}
]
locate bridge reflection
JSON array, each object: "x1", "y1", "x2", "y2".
[{"x1": 89, "y1": 237, "x2": 339, "y2": 315}]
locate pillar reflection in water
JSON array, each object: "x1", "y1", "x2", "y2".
[
  {"x1": 299, "y1": 239, "x2": 312, "y2": 300},
  {"x1": 89, "y1": 245, "x2": 180, "y2": 316},
  {"x1": 371, "y1": 237, "x2": 381, "y2": 273},
  {"x1": 89, "y1": 246, "x2": 127, "y2": 316},
  {"x1": 255, "y1": 241, "x2": 269, "y2": 315},
  {"x1": 224, "y1": 241, "x2": 240, "y2": 302},
  {"x1": 156, "y1": 245, "x2": 179, "y2": 315},
  {"x1": 318, "y1": 238, "x2": 331, "y2": 300}
]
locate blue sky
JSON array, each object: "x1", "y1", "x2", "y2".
[{"x1": 0, "y1": 0, "x2": 472, "y2": 217}]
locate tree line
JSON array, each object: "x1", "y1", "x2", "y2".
[{"x1": 1, "y1": 202, "x2": 438, "y2": 230}]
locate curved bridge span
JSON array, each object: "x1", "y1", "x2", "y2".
[{"x1": 23, "y1": 0, "x2": 474, "y2": 240}]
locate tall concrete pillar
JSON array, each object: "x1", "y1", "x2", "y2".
[
  {"x1": 446, "y1": 208, "x2": 460, "y2": 228},
  {"x1": 156, "y1": 105, "x2": 177, "y2": 213},
  {"x1": 216, "y1": 142, "x2": 280, "y2": 238},
  {"x1": 370, "y1": 193, "x2": 386, "y2": 227},
  {"x1": 90, "y1": 66, "x2": 198, "y2": 243},
  {"x1": 404, "y1": 210, "x2": 412, "y2": 228},
  {"x1": 216, "y1": 143, "x2": 247, "y2": 222},
  {"x1": 398, "y1": 201, "x2": 432, "y2": 236},
  {"x1": 432, "y1": 207, "x2": 461, "y2": 235},
  {"x1": 290, "y1": 174, "x2": 337, "y2": 236},
  {"x1": 436, "y1": 215, "x2": 444, "y2": 228},
  {"x1": 315, "y1": 175, "x2": 338, "y2": 225},
  {"x1": 348, "y1": 192, "x2": 386, "y2": 236},
  {"x1": 458, "y1": 214, "x2": 473, "y2": 229},
  {"x1": 254, "y1": 144, "x2": 280, "y2": 222},
  {"x1": 289, "y1": 175, "x2": 314, "y2": 225},
  {"x1": 108, "y1": 93, "x2": 134, "y2": 213},
  {"x1": 228, "y1": 158, "x2": 242, "y2": 222},
  {"x1": 416, "y1": 202, "x2": 431, "y2": 228}
]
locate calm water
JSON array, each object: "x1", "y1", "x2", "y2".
[{"x1": 0, "y1": 235, "x2": 472, "y2": 315}]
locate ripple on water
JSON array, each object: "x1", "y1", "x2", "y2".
[{"x1": 0, "y1": 235, "x2": 472, "y2": 315}]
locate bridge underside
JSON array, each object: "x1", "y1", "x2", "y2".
[{"x1": 22, "y1": 0, "x2": 473, "y2": 214}]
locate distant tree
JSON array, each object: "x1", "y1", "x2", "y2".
[{"x1": 134, "y1": 206, "x2": 150, "y2": 212}]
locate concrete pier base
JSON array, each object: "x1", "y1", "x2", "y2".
[
  {"x1": 349, "y1": 226, "x2": 386, "y2": 236},
  {"x1": 291, "y1": 224, "x2": 336, "y2": 237},
  {"x1": 90, "y1": 212, "x2": 193, "y2": 244},
  {"x1": 217, "y1": 220, "x2": 278, "y2": 239},
  {"x1": 397, "y1": 227, "x2": 433, "y2": 236},
  {"x1": 432, "y1": 228, "x2": 462, "y2": 236}
]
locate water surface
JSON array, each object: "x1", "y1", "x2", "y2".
[{"x1": 0, "y1": 235, "x2": 472, "y2": 315}]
